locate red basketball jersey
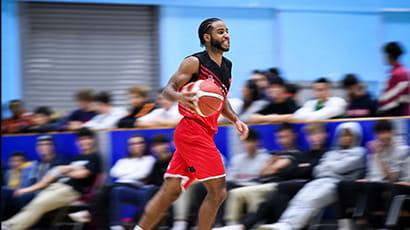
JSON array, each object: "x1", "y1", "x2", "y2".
[{"x1": 178, "y1": 51, "x2": 232, "y2": 133}]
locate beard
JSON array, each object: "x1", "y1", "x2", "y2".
[{"x1": 211, "y1": 36, "x2": 229, "y2": 52}]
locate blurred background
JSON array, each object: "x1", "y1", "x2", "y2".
[{"x1": 2, "y1": 0, "x2": 410, "y2": 117}]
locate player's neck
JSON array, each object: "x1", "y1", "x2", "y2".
[{"x1": 206, "y1": 48, "x2": 223, "y2": 66}]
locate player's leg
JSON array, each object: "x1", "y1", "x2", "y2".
[
  {"x1": 137, "y1": 177, "x2": 183, "y2": 230},
  {"x1": 196, "y1": 176, "x2": 227, "y2": 230}
]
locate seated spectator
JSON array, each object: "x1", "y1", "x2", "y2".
[
  {"x1": 226, "y1": 128, "x2": 271, "y2": 187},
  {"x1": 2, "y1": 151, "x2": 33, "y2": 190},
  {"x1": 248, "y1": 77, "x2": 297, "y2": 123},
  {"x1": 1, "y1": 135, "x2": 67, "y2": 220},
  {"x1": 20, "y1": 106, "x2": 58, "y2": 133},
  {"x1": 69, "y1": 134, "x2": 156, "y2": 230},
  {"x1": 29, "y1": 135, "x2": 68, "y2": 184},
  {"x1": 293, "y1": 77, "x2": 347, "y2": 121},
  {"x1": 147, "y1": 134, "x2": 173, "y2": 187},
  {"x1": 148, "y1": 134, "x2": 192, "y2": 230},
  {"x1": 1, "y1": 152, "x2": 34, "y2": 219},
  {"x1": 83, "y1": 91, "x2": 127, "y2": 130},
  {"x1": 378, "y1": 42, "x2": 410, "y2": 116},
  {"x1": 239, "y1": 80, "x2": 270, "y2": 123},
  {"x1": 250, "y1": 70, "x2": 270, "y2": 98},
  {"x1": 1, "y1": 128, "x2": 102, "y2": 230},
  {"x1": 260, "y1": 122, "x2": 365, "y2": 230},
  {"x1": 337, "y1": 120, "x2": 409, "y2": 229},
  {"x1": 221, "y1": 124, "x2": 301, "y2": 226},
  {"x1": 219, "y1": 79, "x2": 269, "y2": 124},
  {"x1": 218, "y1": 122, "x2": 328, "y2": 230},
  {"x1": 135, "y1": 90, "x2": 182, "y2": 127},
  {"x1": 61, "y1": 89, "x2": 97, "y2": 130},
  {"x1": 341, "y1": 74, "x2": 377, "y2": 117},
  {"x1": 117, "y1": 85, "x2": 156, "y2": 128},
  {"x1": 194, "y1": 128, "x2": 270, "y2": 227},
  {"x1": 284, "y1": 83, "x2": 300, "y2": 107},
  {"x1": 2, "y1": 100, "x2": 33, "y2": 134}
]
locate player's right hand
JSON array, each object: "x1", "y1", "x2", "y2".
[
  {"x1": 179, "y1": 82, "x2": 198, "y2": 113},
  {"x1": 179, "y1": 92, "x2": 197, "y2": 113}
]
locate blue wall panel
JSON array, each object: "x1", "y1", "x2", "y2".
[
  {"x1": 279, "y1": 11, "x2": 383, "y2": 85},
  {"x1": 2, "y1": 0, "x2": 22, "y2": 117}
]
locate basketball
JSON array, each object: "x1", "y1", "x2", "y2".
[{"x1": 187, "y1": 80, "x2": 224, "y2": 117}]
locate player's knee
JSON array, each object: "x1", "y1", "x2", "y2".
[
  {"x1": 162, "y1": 185, "x2": 182, "y2": 202},
  {"x1": 208, "y1": 187, "x2": 227, "y2": 204}
]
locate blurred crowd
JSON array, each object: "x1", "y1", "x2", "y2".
[
  {"x1": 1, "y1": 42, "x2": 410, "y2": 230},
  {"x1": 1, "y1": 120, "x2": 409, "y2": 230},
  {"x1": 2, "y1": 42, "x2": 410, "y2": 135}
]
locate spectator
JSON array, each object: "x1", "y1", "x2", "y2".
[
  {"x1": 1, "y1": 152, "x2": 34, "y2": 219},
  {"x1": 221, "y1": 124, "x2": 301, "y2": 226},
  {"x1": 267, "y1": 68, "x2": 281, "y2": 79},
  {"x1": 260, "y1": 122, "x2": 365, "y2": 230},
  {"x1": 1, "y1": 136, "x2": 66, "y2": 220},
  {"x1": 1, "y1": 100, "x2": 33, "y2": 134},
  {"x1": 135, "y1": 90, "x2": 182, "y2": 128},
  {"x1": 284, "y1": 83, "x2": 300, "y2": 107},
  {"x1": 238, "y1": 80, "x2": 270, "y2": 123},
  {"x1": 69, "y1": 134, "x2": 156, "y2": 230},
  {"x1": 219, "y1": 123, "x2": 328, "y2": 230},
  {"x1": 62, "y1": 89, "x2": 97, "y2": 130},
  {"x1": 341, "y1": 74, "x2": 377, "y2": 118},
  {"x1": 117, "y1": 85, "x2": 156, "y2": 128},
  {"x1": 148, "y1": 134, "x2": 173, "y2": 187},
  {"x1": 204, "y1": 128, "x2": 270, "y2": 226},
  {"x1": 83, "y1": 91, "x2": 127, "y2": 130},
  {"x1": 2, "y1": 128, "x2": 102, "y2": 230},
  {"x1": 226, "y1": 128, "x2": 271, "y2": 187},
  {"x1": 2, "y1": 152, "x2": 33, "y2": 190},
  {"x1": 29, "y1": 135, "x2": 68, "y2": 185},
  {"x1": 378, "y1": 42, "x2": 410, "y2": 116},
  {"x1": 248, "y1": 77, "x2": 297, "y2": 123},
  {"x1": 20, "y1": 106, "x2": 58, "y2": 133},
  {"x1": 293, "y1": 77, "x2": 347, "y2": 121},
  {"x1": 250, "y1": 70, "x2": 270, "y2": 97},
  {"x1": 147, "y1": 134, "x2": 191, "y2": 230},
  {"x1": 337, "y1": 120, "x2": 409, "y2": 229}
]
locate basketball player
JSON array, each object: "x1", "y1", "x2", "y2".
[{"x1": 133, "y1": 18, "x2": 249, "y2": 230}]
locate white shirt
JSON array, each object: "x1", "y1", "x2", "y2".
[
  {"x1": 110, "y1": 155, "x2": 156, "y2": 184},
  {"x1": 293, "y1": 97, "x2": 347, "y2": 121},
  {"x1": 226, "y1": 148, "x2": 271, "y2": 182},
  {"x1": 138, "y1": 104, "x2": 181, "y2": 122},
  {"x1": 83, "y1": 107, "x2": 127, "y2": 130}
]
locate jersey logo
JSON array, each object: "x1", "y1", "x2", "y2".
[{"x1": 188, "y1": 166, "x2": 196, "y2": 172}]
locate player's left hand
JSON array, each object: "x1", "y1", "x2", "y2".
[{"x1": 234, "y1": 119, "x2": 248, "y2": 141}]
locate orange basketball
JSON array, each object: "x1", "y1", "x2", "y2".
[{"x1": 189, "y1": 80, "x2": 224, "y2": 117}]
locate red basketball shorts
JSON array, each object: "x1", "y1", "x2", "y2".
[{"x1": 165, "y1": 118, "x2": 225, "y2": 189}]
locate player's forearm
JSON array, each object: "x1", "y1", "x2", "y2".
[
  {"x1": 221, "y1": 100, "x2": 238, "y2": 123},
  {"x1": 163, "y1": 84, "x2": 181, "y2": 102}
]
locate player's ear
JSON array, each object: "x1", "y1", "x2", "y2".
[{"x1": 203, "y1": 33, "x2": 211, "y2": 44}]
